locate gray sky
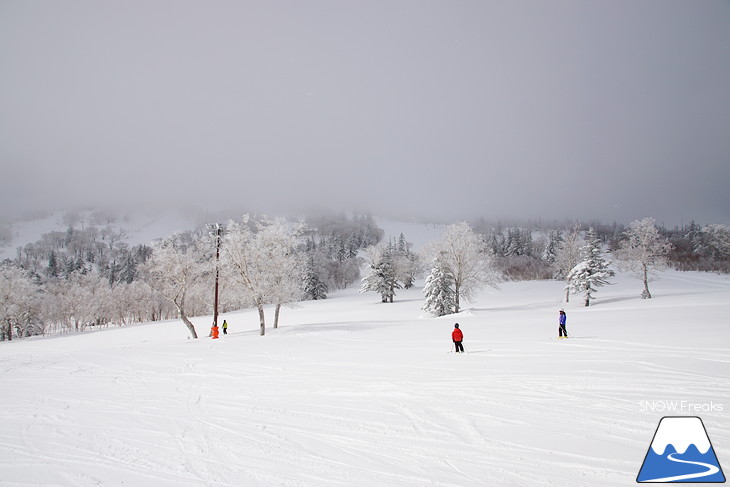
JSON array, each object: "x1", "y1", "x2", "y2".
[{"x1": 1, "y1": 0, "x2": 729, "y2": 226}]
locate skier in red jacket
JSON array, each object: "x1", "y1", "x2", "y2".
[{"x1": 452, "y1": 323, "x2": 464, "y2": 353}]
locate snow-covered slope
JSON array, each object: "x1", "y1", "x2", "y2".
[
  {"x1": 0, "y1": 208, "x2": 200, "y2": 260},
  {"x1": 1, "y1": 270, "x2": 728, "y2": 486},
  {"x1": 375, "y1": 217, "x2": 447, "y2": 250}
]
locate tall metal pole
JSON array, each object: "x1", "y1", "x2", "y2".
[{"x1": 213, "y1": 223, "x2": 222, "y2": 327}]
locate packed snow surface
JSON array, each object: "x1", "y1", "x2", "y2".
[{"x1": 1, "y1": 270, "x2": 729, "y2": 486}]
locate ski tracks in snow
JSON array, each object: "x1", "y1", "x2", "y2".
[{"x1": 2, "y1": 272, "x2": 729, "y2": 486}]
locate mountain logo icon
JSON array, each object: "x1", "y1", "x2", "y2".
[{"x1": 637, "y1": 416, "x2": 726, "y2": 483}]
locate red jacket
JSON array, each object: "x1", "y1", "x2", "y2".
[{"x1": 452, "y1": 328, "x2": 463, "y2": 342}]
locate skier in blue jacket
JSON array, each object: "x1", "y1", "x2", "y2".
[{"x1": 558, "y1": 309, "x2": 568, "y2": 338}]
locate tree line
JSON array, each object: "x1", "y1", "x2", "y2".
[
  {"x1": 0, "y1": 212, "x2": 381, "y2": 341},
  {"x1": 1, "y1": 213, "x2": 728, "y2": 341},
  {"x1": 420, "y1": 218, "x2": 729, "y2": 315}
]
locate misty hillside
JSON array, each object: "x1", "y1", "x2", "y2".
[
  {"x1": 0, "y1": 208, "x2": 449, "y2": 261},
  {"x1": 0, "y1": 208, "x2": 204, "y2": 261}
]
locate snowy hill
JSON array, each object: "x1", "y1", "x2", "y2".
[
  {"x1": 375, "y1": 217, "x2": 447, "y2": 250},
  {"x1": 1, "y1": 269, "x2": 728, "y2": 486},
  {"x1": 0, "y1": 208, "x2": 201, "y2": 260},
  {"x1": 0, "y1": 208, "x2": 443, "y2": 262}
]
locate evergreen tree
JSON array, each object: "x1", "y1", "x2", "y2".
[
  {"x1": 542, "y1": 230, "x2": 562, "y2": 264},
  {"x1": 393, "y1": 234, "x2": 419, "y2": 289},
  {"x1": 700, "y1": 224, "x2": 730, "y2": 260},
  {"x1": 397, "y1": 233, "x2": 408, "y2": 252},
  {"x1": 397, "y1": 252, "x2": 418, "y2": 289},
  {"x1": 422, "y1": 256, "x2": 456, "y2": 316},
  {"x1": 566, "y1": 228, "x2": 615, "y2": 306},
  {"x1": 345, "y1": 234, "x2": 359, "y2": 259},
  {"x1": 360, "y1": 246, "x2": 401, "y2": 303},
  {"x1": 425, "y1": 222, "x2": 499, "y2": 313},
  {"x1": 686, "y1": 220, "x2": 703, "y2": 254},
  {"x1": 303, "y1": 254, "x2": 328, "y2": 300},
  {"x1": 46, "y1": 251, "x2": 59, "y2": 279},
  {"x1": 118, "y1": 253, "x2": 138, "y2": 284}
]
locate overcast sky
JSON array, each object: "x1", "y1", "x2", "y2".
[{"x1": 1, "y1": 0, "x2": 729, "y2": 226}]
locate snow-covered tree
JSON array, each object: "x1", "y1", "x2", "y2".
[
  {"x1": 566, "y1": 228, "x2": 615, "y2": 307},
  {"x1": 542, "y1": 230, "x2": 562, "y2": 264},
  {"x1": 223, "y1": 215, "x2": 302, "y2": 335},
  {"x1": 699, "y1": 224, "x2": 730, "y2": 260},
  {"x1": 504, "y1": 227, "x2": 533, "y2": 257},
  {"x1": 259, "y1": 218, "x2": 305, "y2": 329},
  {"x1": 615, "y1": 217, "x2": 673, "y2": 299},
  {"x1": 554, "y1": 224, "x2": 583, "y2": 302},
  {"x1": 422, "y1": 255, "x2": 456, "y2": 316},
  {"x1": 0, "y1": 264, "x2": 40, "y2": 341},
  {"x1": 110, "y1": 280, "x2": 155, "y2": 325},
  {"x1": 303, "y1": 253, "x2": 328, "y2": 300},
  {"x1": 143, "y1": 233, "x2": 210, "y2": 338},
  {"x1": 46, "y1": 251, "x2": 59, "y2": 279},
  {"x1": 424, "y1": 222, "x2": 500, "y2": 313},
  {"x1": 41, "y1": 271, "x2": 112, "y2": 332},
  {"x1": 223, "y1": 217, "x2": 267, "y2": 335},
  {"x1": 393, "y1": 234, "x2": 421, "y2": 289},
  {"x1": 360, "y1": 244, "x2": 401, "y2": 303},
  {"x1": 43, "y1": 277, "x2": 83, "y2": 332}
]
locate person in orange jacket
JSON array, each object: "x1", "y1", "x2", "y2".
[
  {"x1": 211, "y1": 323, "x2": 220, "y2": 339},
  {"x1": 452, "y1": 323, "x2": 464, "y2": 353}
]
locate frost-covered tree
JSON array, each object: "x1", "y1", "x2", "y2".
[
  {"x1": 0, "y1": 264, "x2": 40, "y2": 341},
  {"x1": 422, "y1": 255, "x2": 456, "y2": 317},
  {"x1": 41, "y1": 271, "x2": 114, "y2": 332},
  {"x1": 223, "y1": 215, "x2": 302, "y2": 335},
  {"x1": 699, "y1": 224, "x2": 730, "y2": 260},
  {"x1": 360, "y1": 244, "x2": 401, "y2": 303},
  {"x1": 110, "y1": 280, "x2": 155, "y2": 325},
  {"x1": 504, "y1": 227, "x2": 533, "y2": 257},
  {"x1": 143, "y1": 233, "x2": 210, "y2": 338},
  {"x1": 542, "y1": 230, "x2": 562, "y2": 264},
  {"x1": 554, "y1": 225, "x2": 583, "y2": 302},
  {"x1": 303, "y1": 253, "x2": 328, "y2": 300},
  {"x1": 566, "y1": 228, "x2": 615, "y2": 307},
  {"x1": 223, "y1": 217, "x2": 267, "y2": 335},
  {"x1": 615, "y1": 217, "x2": 673, "y2": 299},
  {"x1": 258, "y1": 218, "x2": 305, "y2": 329},
  {"x1": 43, "y1": 277, "x2": 84, "y2": 332},
  {"x1": 393, "y1": 234, "x2": 421, "y2": 289},
  {"x1": 46, "y1": 251, "x2": 59, "y2": 279},
  {"x1": 424, "y1": 222, "x2": 500, "y2": 313}
]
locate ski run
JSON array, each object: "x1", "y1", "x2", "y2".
[{"x1": 1, "y1": 269, "x2": 728, "y2": 486}]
